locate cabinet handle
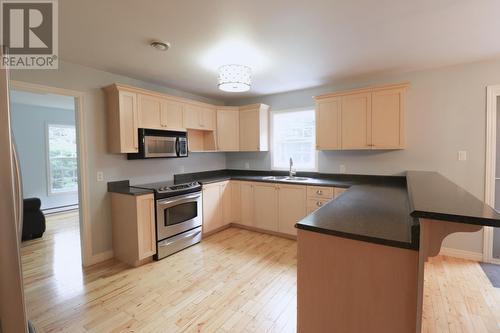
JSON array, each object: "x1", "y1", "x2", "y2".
[
  {"x1": 316, "y1": 190, "x2": 323, "y2": 195},
  {"x1": 316, "y1": 201, "x2": 323, "y2": 207}
]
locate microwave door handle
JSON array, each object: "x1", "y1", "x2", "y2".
[{"x1": 175, "y1": 137, "x2": 180, "y2": 156}]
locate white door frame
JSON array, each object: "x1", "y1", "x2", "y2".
[
  {"x1": 10, "y1": 80, "x2": 94, "y2": 267},
  {"x1": 484, "y1": 84, "x2": 500, "y2": 264}
]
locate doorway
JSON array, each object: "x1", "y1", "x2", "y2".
[
  {"x1": 484, "y1": 85, "x2": 500, "y2": 264},
  {"x1": 9, "y1": 89, "x2": 85, "y2": 277}
]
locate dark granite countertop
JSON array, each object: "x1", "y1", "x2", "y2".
[
  {"x1": 109, "y1": 169, "x2": 500, "y2": 251},
  {"x1": 107, "y1": 180, "x2": 154, "y2": 196},
  {"x1": 407, "y1": 171, "x2": 500, "y2": 227},
  {"x1": 174, "y1": 169, "x2": 403, "y2": 188},
  {"x1": 297, "y1": 183, "x2": 419, "y2": 250}
]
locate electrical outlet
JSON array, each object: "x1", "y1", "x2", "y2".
[
  {"x1": 245, "y1": 162, "x2": 250, "y2": 169},
  {"x1": 339, "y1": 165, "x2": 346, "y2": 173},
  {"x1": 97, "y1": 171, "x2": 104, "y2": 182},
  {"x1": 458, "y1": 151, "x2": 467, "y2": 161}
]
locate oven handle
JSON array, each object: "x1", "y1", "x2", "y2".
[
  {"x1": 158, "y1": 228, "x2": 202, "y2": 247},
  {"x1": 156, "y1": 192, "x2": 201, "y2": 208}
]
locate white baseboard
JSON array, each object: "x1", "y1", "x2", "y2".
[
  {"x1": 439, "y1": 247, "x2": 483, "y2": 261},
  {"x1": 84, "y1": 250, "x2": 114, "y2": 266}
]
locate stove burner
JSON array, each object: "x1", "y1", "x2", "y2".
[{"x1": 157, "y1": 181, "x2": 200, "y2": 194}]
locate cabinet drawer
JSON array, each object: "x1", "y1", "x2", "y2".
[
  {"x1": 307, "y1": 186, "x2": 334, "y2": 199},
  {"x1": 307, "y1": 198, "x2": 331, "y2": 214}
]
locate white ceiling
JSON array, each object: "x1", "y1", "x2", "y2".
[{"x1": 59, "y1": 0, "x2": 500, "y2": 100}]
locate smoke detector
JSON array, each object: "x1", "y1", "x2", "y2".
[{"x1": 150, "y1": 40, "x2": 170, "y2": 51}]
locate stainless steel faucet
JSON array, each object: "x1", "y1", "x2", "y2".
[{"x1": 289, "y1": 157, "x2": 296, "y2": 178}]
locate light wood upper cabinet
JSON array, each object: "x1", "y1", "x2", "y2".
[
  {"x1": 110, "y1": 193, "x2": 156, "y2": 266},
  {"x1": 104, "y1": 84, "x2": 270, "y2": 153},
  {"x1": 104, "y1": 85, "x2": 139, "y2": 153},
  {"x1": 184, "y1": 104, "x2": 216, "y2": 130},
  {"x1": 240, "y1": 182, "x2": 255, "y2": 227},
  {"x1": 253, "y1": 183, "x2": 279, "y2": 231},
  {"x1": 341, "y1": 92, "x2": 372, "y2": 149},
  {"x1": 278, "y1": 184, "x2": 307, "y2": 236},
  {"x1": 371, "y1": 88, "x2": 405, "y2": 149},
  {"x1": 138, "y1": 94, "x2": 163, "y2": 130},
  {"x1": 316, "y1": 97, "x2": 342, "y2": 150},
  {"x1": 161, "y1": 99, "x2": 184, "y2": 130},
  {"x1": 217, "y1": 107, "x2": 240, "y2": 151},
  {"x1": 314, "y1": 83, "x2": 408, "y2": 151},
  {"x1": 239, "y1": 104, "x2": 269, "y2": 152}
]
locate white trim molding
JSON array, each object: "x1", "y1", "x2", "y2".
[
  {"x1": 11, "y1": 80, "x2": 95, "y2": 267},
  {"x1": 483, "y1": 84, "x2": 500, "y2": 263},
  {"x1": 439, "y1": 247, "x2": 483, "y2": 261}
]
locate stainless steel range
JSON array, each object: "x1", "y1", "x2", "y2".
[{"x1": 132, "y1": 181, "x2": 202, "y2": 260}]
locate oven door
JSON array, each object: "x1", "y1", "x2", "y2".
[
  {"x1": 156, "y1": 192, "x2": 202, "y2": 240},
  {"x1": 144, "y1": 135, "x2": 177, "y2": 158}
]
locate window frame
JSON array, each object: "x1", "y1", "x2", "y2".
[
  {"x1": 270, "y1": 107, "x2": 318, "y2": 172},
  {"x1": 46, "y1": 122, "x2": 79, "y2": 196}
]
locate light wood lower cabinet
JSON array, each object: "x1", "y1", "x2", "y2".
[
  {"x1": 254, "y1": 183, "x2": 279, "y2": 232},
  {"x1": 202, "y1": 181, "x2": 241, "y2": 235},
  {"x1": 202, "y1": 182, "x2": 224, "y2": 234},
  {"x1": 110, "y1": 193, "x2": 156, "y2": 266},
  {"x1": 202, "y1": 181, "x2": 346, "y2": 237},
  {"x1": 278, "y1": 184, "x2": 307, "y2": 236},
  {"x1": 240, "y1": 182, "x2": 254, "y2": 227}
]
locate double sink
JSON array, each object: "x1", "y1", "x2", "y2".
[{"x1": 262, "y1": 176, "x2": 312, "y2": 182}]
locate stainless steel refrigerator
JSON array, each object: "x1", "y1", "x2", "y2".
[{"x1": 0, "y1": 46, "x2": 29, "y2": 332}]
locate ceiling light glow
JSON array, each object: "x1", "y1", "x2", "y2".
[{"x1": 200, "y1": 38, "x2": 269, "y2": 73}]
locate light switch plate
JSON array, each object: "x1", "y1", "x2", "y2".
[
  {"x1": 339, "y1": 165, "x2": 346, "y2": 173},
  {"x1": 458, "y1": 151, "x2": 467, "y2": 161},
  {"x1": 97, "y1": 171, "x2": 104, "y2": 182}
]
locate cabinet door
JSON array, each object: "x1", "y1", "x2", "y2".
[
  {"x1": 341, "y1": 92, "x2": 372, "y2": 149},
  {"x1": 278, "y1": 185, "x2": 307, "y2": 236},
  {"x1": 136, "y1": 194, "x2": 156, "y2": 259},
  {"x1": 217, "y1": 108, "x2": 240, "y2": 151},
  {"x1": 253, "y1": 183, "x2": 279, "y2": 231},
  {"x1": 162, "y1": 99, "x2": 184, "y2": 130},
  {"x1": 240, "y1": 182, "x2": 254, "y2": 227},
  {"x1": 230, "y1": 181, "x2": 241, "y2": 222},
  {"x1": 138, "y1": 94, "x2": 163, "y2": 130},
  {"x1": 221, "y1": 181, "x2": 233, "y2": 225},
  {"x1": 118, "y1": 90, "x2": 139, "y2": 153},
  {"x1": 202, "y1": 184, "x2": 223, "y2": 234},
  {"x1": 183, "y1": 105, "x2": 201, "y2": 129},
  {"x1": 316, "y1": 97, "x2": 342, "y2": 150},
  {"x1": 239, "y1": 109, "x2": 259, "y2": 151},
  {"x1": 371, "y1": 88, "x2": 405, "y2": 149},
  {"x1": 200, "y1": 107, "x2": 216, "y2": 130}
]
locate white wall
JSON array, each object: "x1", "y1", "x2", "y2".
[
  {"x1": 228, "y1": 58, "x2": 500, "y2": 254},
  {"x1": 11, "y1": 61, "x2": 226, "y2": 255},
  {"x1": 11, "y1": 103, "x2": 78, "y2": 210}
]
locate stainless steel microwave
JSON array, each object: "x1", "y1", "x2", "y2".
[{"x1": 128, "y1": 129, "x2": 188, "y2": 159}]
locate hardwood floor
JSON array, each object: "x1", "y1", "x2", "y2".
[{"x1": 21, "y1": 214, "x2": 500, "y2": 332}]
